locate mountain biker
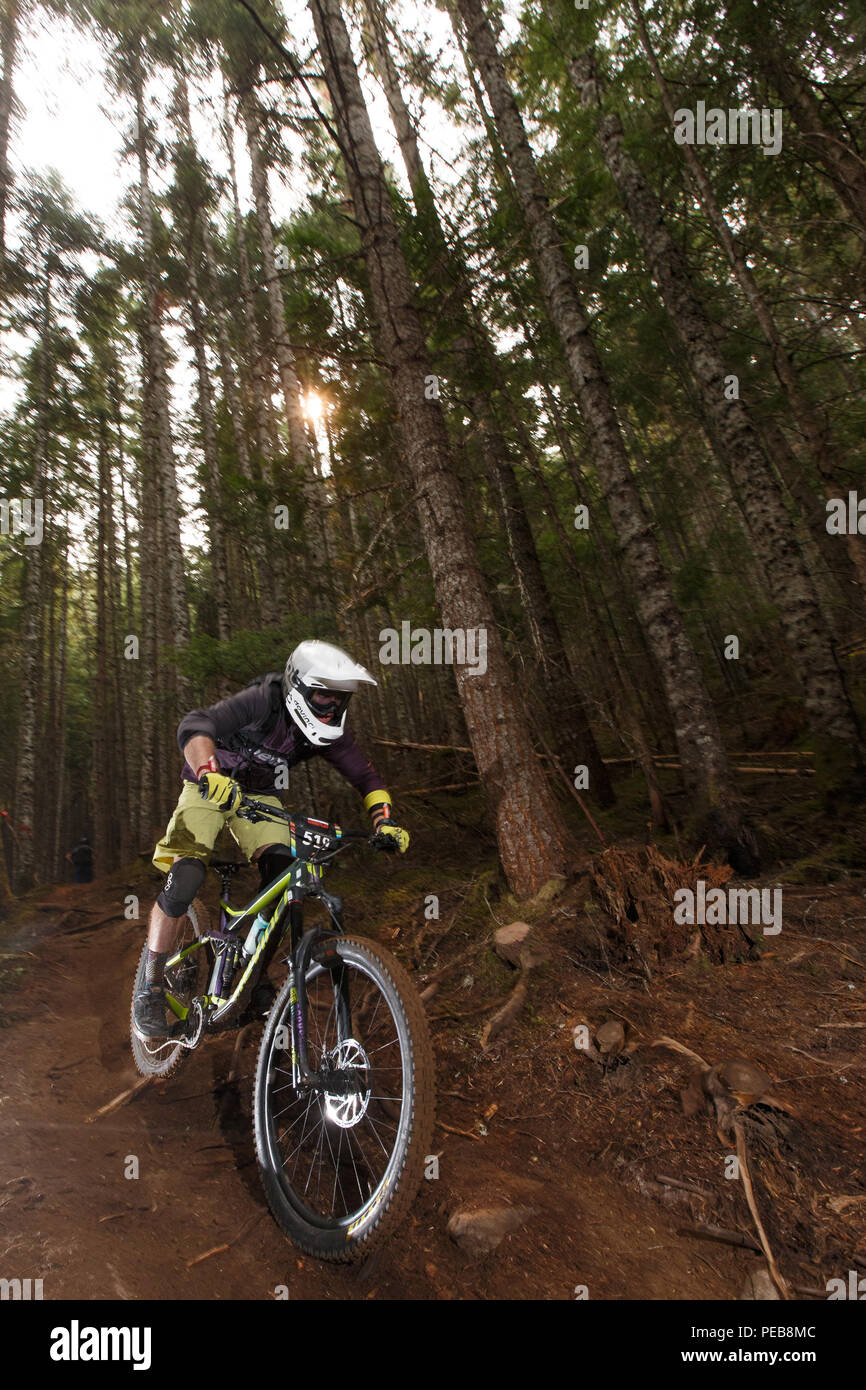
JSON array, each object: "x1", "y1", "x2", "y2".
[
  {"x1": 133, "y1": 640, "x2": 409, "y2": 1040},
  {"x1": 66, "y1": 835, "x2": 93, "y2": 884}
]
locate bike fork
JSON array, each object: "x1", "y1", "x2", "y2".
[{"x1": 285, "y1": 893, "x2": 353, "y2": 1092}]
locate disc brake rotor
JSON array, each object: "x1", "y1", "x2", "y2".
[{"x1": 323, "y1": 1038, "x2": 371, "y2": 1128}]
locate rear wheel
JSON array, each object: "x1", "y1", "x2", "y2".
[
  {"x1": 130, "y1": 899, "x2": 210, "y2": 1079},
  {"x1": 254, "y1": 935, "x2": 435, "y2": 1261}
]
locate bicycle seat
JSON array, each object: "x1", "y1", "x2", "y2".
[{"x1": 209, "y1": 859, "x2": 246, "y2": 875}]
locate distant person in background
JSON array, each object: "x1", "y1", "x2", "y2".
[{"x1": 66, "y1": 836, "x2": 93, "y2": 884}]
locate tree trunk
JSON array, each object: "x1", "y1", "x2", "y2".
[
  {"x1": 223, "y1": 98, "x2": 278, "y2": 476},
  {"x1": 454, "y1": 0, "x2": 756, "y2": 865},
  {"x1": 0, "y1": 0, "x2": 17, "y2": 280},
  {"x1": 105, "y1": 445, "x2": 131, "y2": 866},
  {"x1": 94, "y1": 410, "x2": 111, "y2": 871},
  {"x1": 239, "y1": 86, "x2": 330, "y2": 615},
  {"x1": 571, "y1": 47, "x2": 866, "y2": 800},
  {"x1": 740, "y1": 4, "x2": 866, "y2": 238},
  {"x1": 132, "y1": 50, "x2": 190, "y2": 728},
  {"x1": 136, "y1": 323, "x2": 161, "y2": 848},
  {"x1": 186, "y1": 267, "x2": 232, "y2": 641},
  {"x1": 310, "y1": 0, "x2": 577, "y2": 896},
  {"x1": 13, "y1": 243, "x2": 51, "y2": 889},
  {"x1": 629, "y1": 0, "x2": 866, "y2": 596},
  {"x1": 362, "y1": 0, "x2": 612, "y2": 802},
  {"x1": 51, "y1": 540, "x2": 69, "y2": 879},
  {"x1": 172, "y1": 70, "x2": 263, "y2": 624}
]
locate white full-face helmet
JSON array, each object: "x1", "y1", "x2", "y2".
[{"x1": 282, "y1": 640, "x2": 377, "y2": 746}]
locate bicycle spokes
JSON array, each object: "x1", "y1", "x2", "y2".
[{"x1": 266, "y1": 954, "x2": 407, "y2": 1225}]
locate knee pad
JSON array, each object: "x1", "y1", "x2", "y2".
[
  {"x1": 257, "y1": 845, "x2": 294, "y2": 890},
  {"x1": 157, "y1": 857, "x2": 206, "y2": 917}
]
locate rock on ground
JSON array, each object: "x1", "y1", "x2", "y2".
[{"x1": 447, "y1": 1205, "x2": 538, "y2": 1254}]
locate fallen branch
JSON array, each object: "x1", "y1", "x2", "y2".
[
  {"x1": 534, "y1": 727, "x2": 607, "y2": 846},
  {"x1": 428, "y1": 996, "x2": 508, "y2": 1023},
  {"x1": 186, "y1": 1212, "x2": 263, "y2": 1269},
  {"x1": 649, "y1": 1035, "x2": 711, "y2": 1070},
  {"x1": 98, "y1": 1207, "x2": 150, "y2": 1224},
  {"x1": 400, "y1": 780, "x2": 481, "y2": 796},
  {"x1": 785, "y1": 932, "x2": 866, "y2": 971},
  {"x1": 47, "y1": 1054, "x2": 96, "y2": 1074},
  {"x1": 436, "y1": 1120, "x2": 483, "y2": 1141},
  {"x1": 163, "y1": 1077, "x2": 252, "y2": 1103},
  {"x1": 60, "y1": 911, "x2": 123, "y2": 935},
  {"x1": 186, "y1": 1243, "x2": 229, "y2": 1268},
  {"x1": 417, "y1": 935, "x2": 492, "y2": 989},
  {"x1": 677, "y1": 1221, "x2": 761, "y2": 1252},
  {"x1": 480, "y1": 975, "x2": 528, "y2": 1051},
  {"x1": 653, "y1": 764, "x2": 814, "y2": 776},
  {"x1": 371, "y1": 737, "x2": 473, "y2": 754},
  {"x1": 656, "y1": 1174, "x2": 714, "y2": 1198},
  {"x1": 33, "y1": 902, "x2": 100, "y2": 913},
  {"x1": 733, "y1": 1119, "x2": 789, "y2": 1299},
  {"x1": 87, "y1": 1076, "x2": 151, "y2": 1122},
  {"x1": 600, "y1": 751, "x2": 813, "y2": 763}
]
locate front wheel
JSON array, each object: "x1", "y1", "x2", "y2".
[{"x1": 253, "y1": 935, "x2": 435, "y2": 1261}]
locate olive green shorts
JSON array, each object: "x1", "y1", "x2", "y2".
[{"x1": 152, "y1": 781, "x2": 293, "y2": 873}]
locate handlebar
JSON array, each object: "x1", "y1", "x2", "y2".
[{"x1": 235, "y1": 796, "x2": 367, "y2": 836}]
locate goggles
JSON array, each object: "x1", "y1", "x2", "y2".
[{"x1": 306, "y1": 686, "x2": 352, "y2": 722}]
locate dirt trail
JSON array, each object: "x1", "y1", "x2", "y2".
[
  {"x1": 0, "y1": 880, "x2": 748, "y2": 1302},
  {"x1": 2, "y1": 865, "x2": 862, "y2": 1301}
]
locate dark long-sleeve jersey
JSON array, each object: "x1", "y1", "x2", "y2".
[{"x1": 176, "y1": 680, "x2": 385, "y2": 800}]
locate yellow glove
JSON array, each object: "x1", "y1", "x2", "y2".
[
  {"x1": 197, "y1": 771, "x2": 241, "y2": 812},
  {"x1": 363, "y1": 790, "x2": 408, "y2": 851},
  {"x1": 375, "y1": 824, "x2": 410, "y2": 854}
]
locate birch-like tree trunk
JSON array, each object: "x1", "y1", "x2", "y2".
[
  {"x1": 105, "y1": 447, "x2": 131, "y2": 865},
  {"x1": 0, "y1": 0, "x2": 17, "y2": 279},
  {"x1": 136, "y1": 324, "x2": 161, "y2": 845},
  {"x1": 51, "y1": 540, "x2": 69, "y2": 878},
  {"x1": 13, "y1": 241, "x2": 51, "y2": 888},
  {"x1": 310, "y1": 0, "x2": 576, "y2": 896},
  {"x1": 571, "y1": 48, "x2": 866, "y2": 799},
  {"x1": 239, "y1": 87, "x2": 330, "y2": 615},
  {"x1": 131, "y1": 52, "x2": 190, "y2": 725},
  {"x1": 223, "y1": 102, "x2": 277, "y2": 475},
  {"x1": 629, "y1": 0, "x2": 866, "y2": 596},
  {"x1": 454, "y1": 0, "x2": 756, "y2": 864},
  {"x1": 171, "y1": 71, "x2": 263, "y2": 623},
  {"x1": 94, "y1": 410, "x2": 113, "y2": 869},
  {"x1": 185, "y1": 265, "x2": 232, "y2": 642},
  {"x1": 739, "y1": 4, "x2": 866, "y2": 238}
]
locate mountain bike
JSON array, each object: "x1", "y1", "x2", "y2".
[{"x1": 129, "y1": 795, "x2": 435, "y2": 1260}]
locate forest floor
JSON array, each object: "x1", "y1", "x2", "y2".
[{"x1": 1, "y1": 777, "x2": 865, "y2": 1301}]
